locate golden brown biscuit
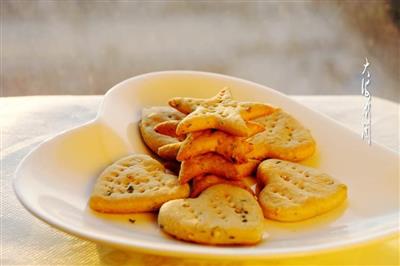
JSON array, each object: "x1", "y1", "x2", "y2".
[
  {"x1": 155, "y1": 119, "x2": 264, "y2": 138},
  {"x1": 248, "y1": 109, "x2": 316, "y2": 162},
  {"x1": 177, "y1": 130, "x2": 253, "y2": 163},
  {"x1": 257, "y1": 159, "x2": 347, "y2": 222},
  {"x1": 179, "y1": 153, "x2": 259, "y2": 184},
  {"x1": 158, "y1": 184, "x2": 265, "y2": 245},
  {"x1": 157, "y1": 142, "x2": 182, "y2": 160},
  {"x1": 139, "y1": 106, "x2": 185, "y2": 160},
  {"x1": 169, "y1": 87, "x2": 275, "y2": 136},
  {"x1": 154, "y1": 120, "x2": 183, "y2": 139},
  {"x1": 156, "y1": 120, "x2": 263, "y2": 162},
  {"x1": 190, "y1": 175, "x2": 254, "y2": 198},
  {"x1": 89, "y1": 154, "x2": 189, "y2": 213}
]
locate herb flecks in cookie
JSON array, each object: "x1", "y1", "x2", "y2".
[
  {"x1": 179, "y1": 153, "x2": 259, "y2": 184},
  {"x1": 169, "y1": 87, "x2": 275, "y2": 136},
  {"x1": 176, "y1": 121, "x2": 263, "y2": 163},
  {"x1": 248, "y1": 109, "x2": 316, "y2": 162},
  {"x1": 257, "y1": 159, "x2": 347, "y2": 222},
  {"x1": 89, "y1": 154, "x2": 190, "y2": 213},
  {"x1": 158, "y1": 184, "x2": 265, "y2": 245}
]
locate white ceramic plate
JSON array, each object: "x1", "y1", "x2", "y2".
[{"x1": 14, "y1": 71, "x2": 399, "y2": 258}]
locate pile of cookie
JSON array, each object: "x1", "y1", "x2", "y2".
[
  {"x1": 89, "y1": 88, "x2": 347, "y2": 245},
  {"x1": 155, "y1": 88, "x2": 275, "y2": 197}
]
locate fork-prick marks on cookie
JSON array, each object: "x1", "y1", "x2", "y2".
[
  {"x1": 169, "y1": 87, "x2": 275, "y2": 136},
  {"x1": 248, "y1": 109, "x2": 316, "y2": 162},
  {"x1": 158, "y1": 184, "x2": 265, "y2": 245},
  {"x1": 89, "y1": 154, "x2": 189, "y2": 213},
  {"x1": 257, "y1": 159, "x2": 347, "y2": 222}
]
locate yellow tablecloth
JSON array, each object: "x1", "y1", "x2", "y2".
[{"x1": 1, "y1": 95, "x2": 398, "y2": 265}]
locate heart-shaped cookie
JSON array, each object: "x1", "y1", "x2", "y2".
[
  {"x1": 158, "y1": 184, "x2": 265, "y2": 245},
  {"x1": 248, "y1": 109, "x2": 316, "y2": 162},
  {"x1": 257, "y1": 159, "x2": 347, "y2": 222},
  {"x1": 89, "y1": 154, "x2": 189, "y2": 213}
]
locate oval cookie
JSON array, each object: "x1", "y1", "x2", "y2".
[
  {"x1": 158, "y1": 184, "x2": 265, "y2": 245},
  {"x1": 89, "y1": 154, "x2": 189, "y2": 213},
  {"x1": 257, "y1": 159, "x2": 347, "y2": 222},
  {"x1": 139, "y1": 106, "x2": 185, "y2": 160}
]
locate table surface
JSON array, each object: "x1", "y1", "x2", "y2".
[{"x1": 1, "y1": 95, "x2": 398, "y2": 265}]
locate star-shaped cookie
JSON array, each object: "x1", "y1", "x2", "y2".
[
  {"x1": 168, "y1": 87, "x2": 275, "y2": 136},
  {"x1": 178, "y1": 153, "x2": 259, "y2": 184},
  {"x1": 155, "y1": 119, "x2": 263, "y2": 162}
]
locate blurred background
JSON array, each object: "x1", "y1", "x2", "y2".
[{"x1": 2, "y1": 0, "x2": 399, "y2": 101}]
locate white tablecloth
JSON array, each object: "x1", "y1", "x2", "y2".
[{"x1": 1, "y1": 95, "x2": 398, "y2": 265}]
